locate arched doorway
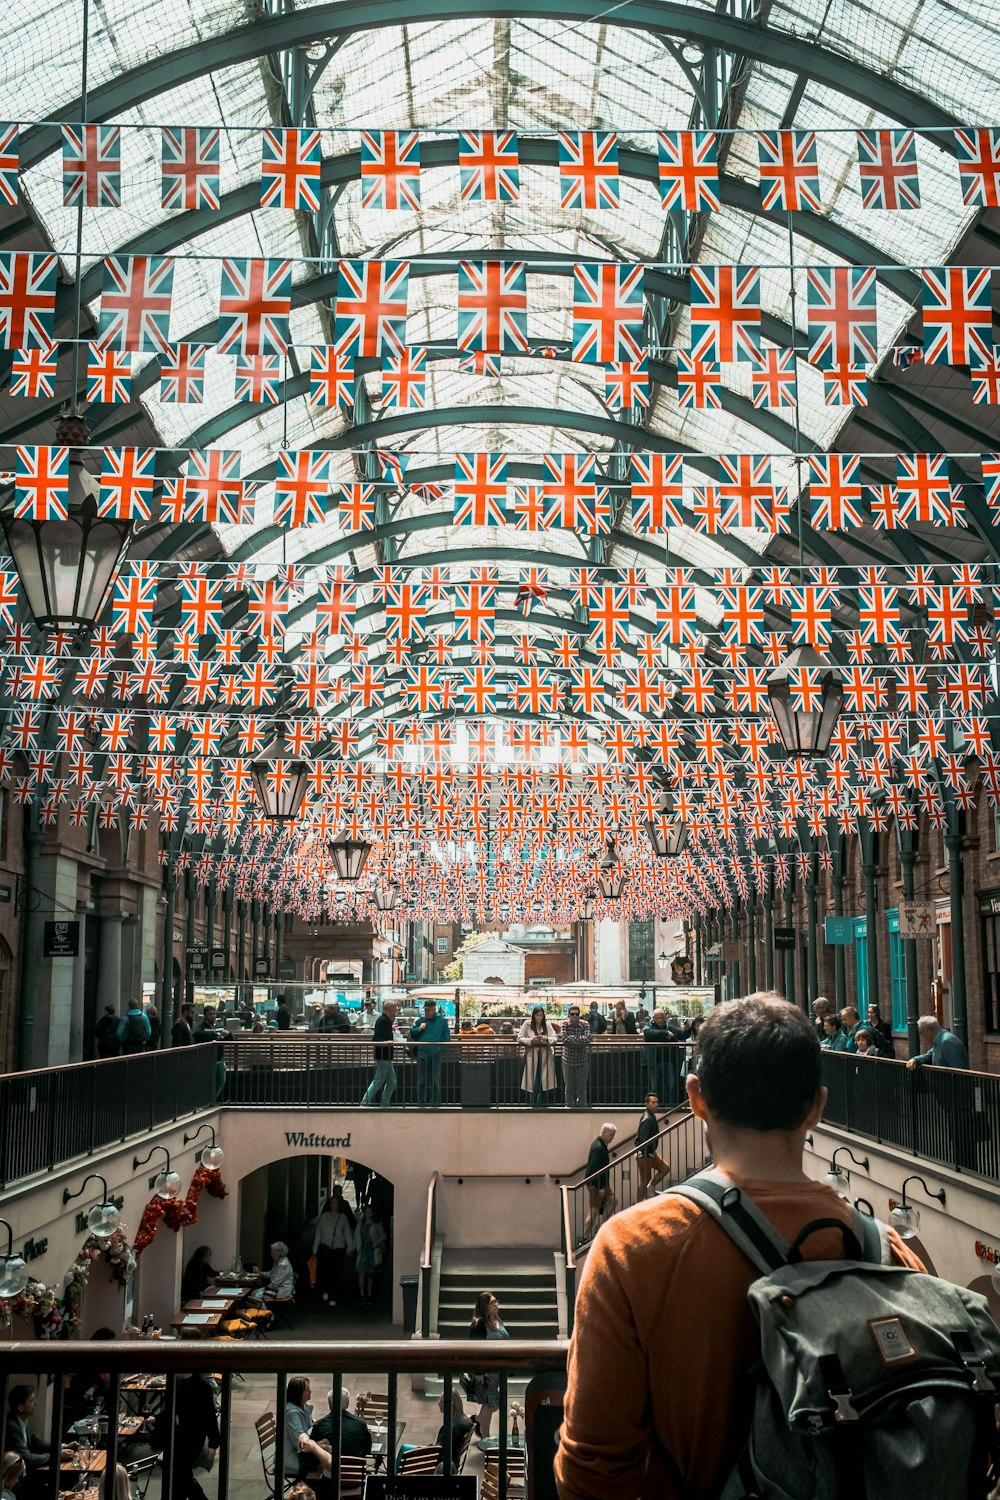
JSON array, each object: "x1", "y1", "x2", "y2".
[{"x1": 236, "y1": 1155, "x2": 394, "y2": 1324}]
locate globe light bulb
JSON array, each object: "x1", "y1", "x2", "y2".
[
  {"x1": 201, "y1": 1145, "x2": 225, "y2": 1172},
  {"x1": 824, "y1": 1167, "x2": 850, "y2": 1196},
  {"x1": 888, "y1": 1203, "x2": 920, "y2": 1240},
  {"x1": 154, "y1": 1170, "x2": 182, "y2": 1200},
  {"x1": 87, "y1": 1202, "x2": 120, "y2": 1239},
  {"x1": 0, "y1": 1254, "x2": 30, "y2": 1298}
]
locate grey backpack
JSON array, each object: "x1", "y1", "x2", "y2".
[{"x1": 672, "y1": 1171, "x2": 1000, "y2": 1500}]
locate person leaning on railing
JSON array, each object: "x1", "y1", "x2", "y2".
[
  {"x1": 560, "y1": 1006, "x2": 591, "y2": 1108},
  {"x1": 409, "y1": 999, "x2": 451, "y2": 1106}
]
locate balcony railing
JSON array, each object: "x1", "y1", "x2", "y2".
[
  {"x1": 820, "y1": 1050, "x2": 1000, "y2": 1179},
  {"x1": 0, "y1": 1046, "x2": 219, "y2": 1190},
  {"x1": 220, "y1": 1036, "x2": 693, "y2": 1111},
  {"x1": 2, "y1": 1042, "x2": 998, "y2": 1190},
  {"x1": 3, "y1": 1337, "x2": 566, "y2": 1500}
]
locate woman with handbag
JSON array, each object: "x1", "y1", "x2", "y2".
[
  {"x1": 467, "y1": 1292, "x2": 509, "y2": 1437},
  {"x1": 517, "y1": 1007, "x2": 557, "y2": 1107},
  {"x1": 353, "y1": 1205, "x2": 387, "y2": 1305}
]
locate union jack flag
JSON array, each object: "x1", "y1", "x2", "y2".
[
  {"x1": 459, "y1": 351, "x2": 502, "y2": 377},
  {"x1": 656, "y1": 130, "x2": 719, "y2": 211},
  {"x1": 955, "y1": 130, "x2": 1000, "y2": 208},
  {"x1": 757, "y1": 130, "x2": 822, "y2": 212},
  {"x1": 159, "y1": 343, "x2": 208, "y2": 403},
  {"x1": 160, "y1": 127, "x2": 221, "y2": 211},
  {"x1": 896, "y1": 453, "x2": 954, "y2": 525},
  {"x1": 571, "y1": 263, "x2": 643, "y2": 364},
  {"x1": 98, "y1": 256, "x2": 174, "y2": 354},
  {"x1": 273, "y1": 450, "x2": 331, "y2": 527},
  {"x1": 375, "y1": 449, "x2": 408, "y2": 485},
  {"x1": 260, "y1": 128, "x2": 322, "y2": 211},
  {"x1": 308, "y1": 344, "x2": 355, "y2": 408},
  {"x1": 558, "y1": 132, "x2": 619, "y2": 210},
  {"x1": 234, "y1": 353, "x2": 282, "y2": 404},
  {"x1": 110, "y1": 563, "x2": 158, "y2": 634},
  {"x1": 718, "y1": 454, "x2": 775, "y2": 530},
  {"x1": 919, "y1": 267, "x2": 992, "y2": 366},
  {"x1": 360, "y1": 131, "x2": 421, "y2": 211},
  {"x1": 605, "y1": 360, "x2": 649, "y2": 410},
  {"x1": 10, "y1": 341, "x2": 57, "y2": 398},
  {"x1": 805, "y1": 267, "x2": 877, "y2": 369},
  {"x1": 178, "y1": 450, "x2": 247, "y2": 524},
  {"x1": 61, "y1": 125, "x2": 121, "y2": 207},
  {"x1": 750, "y1": 347, "x2": 796, "y2": 407},
  {"x1": 690, "y1": 265, "x2": 760, "y2": 363},
  {"x1": 869, "y1": 484, "x2": 901, "y2": 530},
  {"x1": 87, "y1": 344, "x2": 132, "y2": 404},
  {"x1": 822, "y1": 364, "x2": 868, "y2": 406},
  {"x1": 541, "y1": 453, "x2": 598, "y2": 530},
  {"x1": 630, "y1": 453, "x2": 683, "y2": 531},
  {"x1": 379, "y1": 347, "x2": 426, "y2": 409},
  {"x1": 971, "y1": 353, "x2": 1000, "y2": 405},
  {"x1": 808, "y1": 455, "x2": 865, "y2": 530},
  {"x1": 982, "y1": 455, "x2": 1000, "y2": 514},
  {"x1": 457, "y1": 261, "x2": 527, "y2": 353},
  {"x1": 588, "y1": 585, "x2": 631, "y2": 652},
  {"x1": 334, "y1": 259, "x2": 408, "y2": 358},
  {"x1": 510, "y1": 483, "x2": 545, "y2": 530},
  {"x1": 458, "y1": 130, "x2": 520, "y2": 203},
  {"x1": 338, "y1": 482, "x2": 376, "y2": 532},
  {"x1": 218, "y1": 258, "x2": 292, "y2": 356},
  {"x1": 856, "y1": 130, "x2": 920, "y2": 210},
  {"x1": 0, "y1": 125, "x2": 18, "y2": 207},
  {"x1": 676, "y1": 353, "x2": 721, "y2": 408},
  {"x1": 316, "y1": 575, "x2": 357, "y2": 636},
  {"x1": 453, "y1": 452, "x2": 508, "y2": 526},
  {"x1": 14, "y1": 446, "x2": 68, "y2": 520},
  {"x1": 98, "y1": 447, "x2": 157, "y2": 521},
  {"x1": 0, "y1": 254, "x2": 57, "y2": 349}
]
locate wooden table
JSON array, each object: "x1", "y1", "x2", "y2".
[
  {"x1": 171, "y1": 1311, "x2": 224, "y2": 1337},
  {"x1": 369, "y1": 1419, "x2": 405, "y2": 1472},
  {"x1": 121, "y1": 1375, "x2": 166, "y2": 1419},
  {"x1": 52, "y1": 1449, "x2": 106, "y2": 1489},
  {"x1": 183, "y1": 1296, "x2": 237, "y2": 1314},
  {"x1": 68, "y1": 1415, "x2": 145, "y2": 1443}
]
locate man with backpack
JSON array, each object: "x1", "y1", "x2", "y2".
[
  {"x1": 117, "y1": 1001, "x2": 151, "y2": 1055},
  {"x1": 556, "y1": 993, "x2": 1000, "y2": 1499}
]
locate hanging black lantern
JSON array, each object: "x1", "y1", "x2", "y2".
[
  {"x1": 766, "y1": 645, "x2": 843, "y2": 757},
  {"x1": 1, "y1": 415, "x2": 133, "y2": 632},
  {"x1": 647, "y1": 788, "x2": 688, "y2": 857},
  {"x1": 250, "y1": 725, "x2": 309, "y2": 821},
  {"x1": 597, "y1": 837, "x2": 626, "y2": 901},
  {"x1": 328, "y1": 835, "x2": 372, "y2": 881},
  {"x1": 373, "y1": 879, "x2": 400, "y2": 912}
]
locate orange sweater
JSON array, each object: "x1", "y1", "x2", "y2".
[{"x1": 555, "y1": 1175, "x2": 925, "y2": 1500}]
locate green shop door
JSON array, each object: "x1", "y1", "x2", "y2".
[{"x1": 853, "y1": 917, "x2": 868, "y2": 1010}]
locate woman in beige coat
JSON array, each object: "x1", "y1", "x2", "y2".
[{"x1": 518, "y1": 1006, "x2": 558, "y2": 1107}]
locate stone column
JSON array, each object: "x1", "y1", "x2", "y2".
[{"x1": 97, "y1": 913, "x2": 125, "y2": 1015}]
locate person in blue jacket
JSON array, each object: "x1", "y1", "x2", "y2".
[
  {"x1": 409, "y1": 998, "x2": 451, "y2": 1105},
  {"x1": 906, "y1": 1014, "x2": 970, "y2": 1070},
  {"x1": 117, "y1": 1001, "x2": 151, "y2": 1055}
]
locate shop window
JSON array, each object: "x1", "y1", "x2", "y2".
[
  {"x1": 628, "y1": 920, "x2": 654, "y2": 981},
  {"x1": 436, "y1": 937, "x2": 449, "y2": 953}
]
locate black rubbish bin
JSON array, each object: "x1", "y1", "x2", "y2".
[{"x1": 400, "y1": 1274, "x2": 419, "y2": 1334}]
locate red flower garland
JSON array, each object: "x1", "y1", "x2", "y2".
[{"x1": 133, "y1": 1166, "x2": 228, "y2": 1257}]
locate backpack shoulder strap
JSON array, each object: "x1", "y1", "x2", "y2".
[
  {"x1": 668, "y1": 1170, "x2": 792, "y2": 1276},
  {"x1": 854, "y1": 1209, "x2": 892, "y2": 1266}
]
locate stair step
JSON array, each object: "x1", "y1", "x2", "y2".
[
  {"x1": 438, "y1": 1289, "x2": 555, "y2": 1306},
  {"x1": 440, "y1": 1273, "x2": 555, "y2": 1288}
]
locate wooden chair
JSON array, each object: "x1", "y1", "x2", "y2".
[
  {"x1": 124, "y1": 1454, "x2": 159, "y2": 1500},
  {"x1": 485, "y1": 1449, "x2": 526, "y2": 1494},
  {"x1": 254, "y1": 1413, "x2": 278, "y2": 1488},
  {"x1": 455, "y1": 1422, "x2": 475, "y2": 1474},
  {"x1": 265, "y1": 1292, "x2": 296, "y2": 1330},
  {"x1": 338, "y1": 1454, "x2": 367, "y2": 1498},
  {"x1": 397, "y1": 1445, "x2": 442, "y2": 1476},
  {"x1": 355, "y1": 1391, "x2": 389, "y2": 1422}
]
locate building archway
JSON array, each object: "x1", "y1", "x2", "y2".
[{"x1": 236, "y1": 1153, "x2": 395, "y2": 1321}]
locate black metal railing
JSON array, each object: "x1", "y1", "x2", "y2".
[
  {"x1": 0, "y1": 1046, "x2": 220, "y2": 1189},
  {"x1": 220, "y1": 1037, "x2": 694, "y2": 1111},
  {"x1": 821, "y1": 1051, "x2": 1000, "y2": 1180},
  {"x1": 560, "y1": 1108, "x2": 712, "y2": 1257},
  {"x1": 3, "y1": 1337, "x2": 566, "y2": 1500}
]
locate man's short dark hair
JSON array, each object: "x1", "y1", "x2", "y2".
[
  {"x1": 8, "y1": 1385, "x2": 34, "y2": 1412},
  {"x1": 693, "y1": 995, "x2": 821, "y2": 1132}
]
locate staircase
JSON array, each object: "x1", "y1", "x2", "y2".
[{"x1": 428, "y1": 1248, "x2": 560, "y2": 1400}]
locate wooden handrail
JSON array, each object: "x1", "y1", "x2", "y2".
[
  {"x1": 421, "y1": 1170, "x2": 439, "y2": 1272},
  {"x1": 572, "y1": 1108, "x2": 698, "y2": 1192},
  {"x1": 560, "y1": 1184, "x2": 576, "y2": 1273},
  {"x1": 0, "y1": 1337, "x2": 568, "y2": 1374}
]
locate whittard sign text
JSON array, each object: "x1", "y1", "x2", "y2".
[{"x1": 285, "y1": 1131, "x2": 353, "y2": 1148}]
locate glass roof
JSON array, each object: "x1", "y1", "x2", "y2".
[{"x1": 1, "y1": 0, "x2": 996, "y2": 650}]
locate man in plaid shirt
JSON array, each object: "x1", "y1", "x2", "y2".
[{"x1": 561, "y1": 1004, "x2": 592, "y2": 1108}]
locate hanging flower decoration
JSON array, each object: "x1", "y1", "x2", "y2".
[
  {"x1": 133, "y1": 1165, "x2": 228, "y2": 1258},
  {"x1": 0, "y1": 1225, "x2": 133, "y2": 1340}
]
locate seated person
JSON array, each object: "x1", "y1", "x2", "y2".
[
  {"x1": 181, "y1": 1246, "x2": 219, "y2": 1304},
  {"x1": 246, "y1": 1241, "x2": 295, "y2": 1317},
  {"x1": 5, "y1": 1388, "x2": 75, "y2": 1487},
  {"x1": 435, "y1": 1391, "x2": 473, "y2": 1473},
  {"x1": 307, "y1": 1389, "x2": 372, "y2": 1461},
  {"x1": 283, "y1": 1379, "x2": 313, "y2": 1478},
  {"x1": 2, "y1": 1452, "x2": 26, "y2": 1500}
]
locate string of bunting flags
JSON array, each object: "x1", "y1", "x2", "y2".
[{"x1": 1, "y1": 125, "x2": 998, "y2": 213}]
